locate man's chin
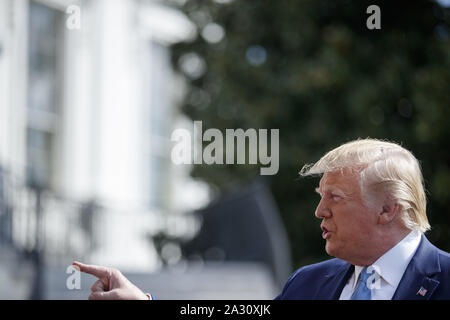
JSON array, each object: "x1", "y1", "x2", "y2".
[
  {"x1": 325, "y1": 242, "x2": 349, "y2": 261},
  {"x1": 324, "y1": 240, "x2": 337, "y2": 257}
]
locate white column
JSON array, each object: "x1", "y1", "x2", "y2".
[
  {"x1": 60, "y1": 0, "x2": 146, "y2": 206},
  {"x1": 86, "y1": 0, "x2": 158, "y2": 271},
  {"x1": 6, "y1": 0, "x2": 28, "y2": 177},
  {"x1": 0, "y1": 0, "x2": 8, "y2": 165},
  {"x1": 59, "y1": 0, "x2": 96, "y2": 200}
]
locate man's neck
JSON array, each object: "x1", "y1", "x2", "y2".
[{"x1": 360, "y1": 227, "x2": 412, "y2": 266}]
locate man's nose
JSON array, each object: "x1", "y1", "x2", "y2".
[{"x1": 315, "y1": 198, "x2": 331, "y2": 219}]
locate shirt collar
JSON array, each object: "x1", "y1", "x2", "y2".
[
  {"x1": 351, "y1": 265, "x2": 365, "y2": 290},
  {"x1": 363, "y1": 231, "x2": 422, "y2": 288}
]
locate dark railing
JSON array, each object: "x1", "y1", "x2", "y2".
[{"x1": 0, "y1": 164, "x2": 98, "y2": 299}]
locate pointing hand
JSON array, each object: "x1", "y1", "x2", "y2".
[{"x1": 72, "y1": 261, "x2": 150, "y2": 300}]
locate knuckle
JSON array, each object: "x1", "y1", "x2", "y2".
[
  {"x1": 90, "y1": 282, "x2": 99, "y2": 291},
  {"x1": 111, "y1": 268, "x2": 122, "y2": 276},
  {"x1": 110, "y1": 267, "x2": 118, "y2": 274}
]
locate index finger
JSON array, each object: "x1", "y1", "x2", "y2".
[{"x1": 72, "y1": 261, "x2": 110, "y2": 279}]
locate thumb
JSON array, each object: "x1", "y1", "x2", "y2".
[{"x1": 88, "y1": 290, "x2": 118, "y2": 300}]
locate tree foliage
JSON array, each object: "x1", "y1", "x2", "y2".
[{"x1": 171, "y1": 0, "x2": 450, "y2": 269}]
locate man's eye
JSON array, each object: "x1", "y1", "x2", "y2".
[{"x1": 331, "y1": 194, "x2": 341, "y2": 201}]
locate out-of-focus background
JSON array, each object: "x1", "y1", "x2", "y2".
[{"x1": 0, "y1": 0, "x2": 449, "y2": 299}]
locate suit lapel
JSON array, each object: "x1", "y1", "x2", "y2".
[
  {"x1": 392, "y1": 235, "x2": 441, "y2": 300},
  {"x1": 321, "y1": 262, "x2": 354, "y2": 299}
]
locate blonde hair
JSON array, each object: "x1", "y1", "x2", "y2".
[{"x1": 300, "y1": 138, "x2": 430, "y2": 233}]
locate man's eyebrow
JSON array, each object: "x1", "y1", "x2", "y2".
[{"x1": 315, "y1": 186, "x2": 348, "y2": 196}]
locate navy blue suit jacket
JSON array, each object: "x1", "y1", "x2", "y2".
[{"x1": 275, "y1": 235, "x2": 450, "y2": 300}]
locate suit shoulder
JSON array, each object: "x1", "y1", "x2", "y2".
[
  {"x1": 295, "y1": 258, "x2": 347, "y2": 276},
  {"x1": 430, "y1": 245, "x2": 450, "y2": 299},
  {"x1": 275, "y1": 258, "x2": 347, "y2": 299},
  {"x1": 437, "y1": 248, "x2": 450, "y2": 269},
  {"x1": 425, "y1": 237, "x2": 450, "y2": 269},
  {"x1": 423, "y1": 237, "x2": 450, "y2": 280}
]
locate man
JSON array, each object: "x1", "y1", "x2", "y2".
[
  {"x1": 275, "y1": 138, "x2": 450, "y2": 299},
  {"x1": 74, "y1": 138, "x2": 450, "y2": 300}
]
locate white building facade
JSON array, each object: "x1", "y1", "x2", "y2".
[{"x1": 0, "y1": 0, "x2": 209, "y2": 273}]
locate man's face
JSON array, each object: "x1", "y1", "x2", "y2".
[{"x1": 315, "y1": 170, "x2": 380, "y2": 264}]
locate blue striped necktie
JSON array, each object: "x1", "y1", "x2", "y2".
[{"x1": 350, "y1": 267, "x2": 372, "y2": 300}]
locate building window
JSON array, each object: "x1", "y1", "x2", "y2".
[
  {"x1": 146, "y1": 41, "x2": 171, "y2": 209},
  {"x1": 26, "y1": 1, "x2": 64, "y2": 188}
]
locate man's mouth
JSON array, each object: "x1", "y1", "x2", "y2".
[{"x1": 321, "y1": 225, "x2": 331, "y2": 240}]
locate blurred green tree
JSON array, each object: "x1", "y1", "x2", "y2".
[{"x1": 170, "y1": 0, "x2": 450, "y2": 269}]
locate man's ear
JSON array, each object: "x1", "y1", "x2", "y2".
[{"x1": 378, "y1": 201, "x2": 402, "y2": 225}]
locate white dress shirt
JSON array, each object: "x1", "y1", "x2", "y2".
[{"x1": 339, "y1": 231, "x2": 422, "y2": 300}]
